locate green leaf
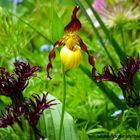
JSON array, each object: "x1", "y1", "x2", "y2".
[
  {"x1": 80, "y1": 129, "x2": 89, "y2": 140},
  {"x1": 0, "y1": 122, "x2": 31, "y2": 140},
  {"x1": 38, "y1": 93, "x2": 79, "y2": 140},
  {"x1": 58, "y1": 0, "x2": 75, "y2": 6},
  {"x1": 87, "y1": 128, "x2": 108, "y2": 135},
  {"x1": 0, "y1": 0, "x2": 11, "y2": 9},
  {"x1": 50, "y1": 1, "x2": 64, "y2": 43}
]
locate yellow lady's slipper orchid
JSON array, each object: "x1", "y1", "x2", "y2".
[
  {"x1": 47, "y1": 6, "x2": 95, "y2": 79},
  {"x1": 60, "y1": 45, "x2": 82, "y2": 69}
]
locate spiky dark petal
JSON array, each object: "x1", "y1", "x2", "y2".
[
  {"x1": 14, "y1": 61, "x2": 40, "y2": 80},
  {"x1": 93, "y1": 66, "x2": 118, "y2": 82},
  {"x1": 0, "y1": 68, "x2": 16, "y2": 96},
  {"x1": 28, "y1": 93, "x2": 56, "y2": 126}
]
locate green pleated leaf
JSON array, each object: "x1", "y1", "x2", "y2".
[{"x1": 38, "y1": 93, "x2": 79, "y2": 140}]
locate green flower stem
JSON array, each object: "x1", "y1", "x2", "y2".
[
  {"x1": 119, "y1": 26, "x2": 125, "y2": 51},
  {"x1": 59, "y1": 64, "x2": 67, "y2": 140}
]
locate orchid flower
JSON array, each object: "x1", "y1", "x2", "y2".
[{"x1": 47, "y1": 6, "x2": 95, "y2": 79}]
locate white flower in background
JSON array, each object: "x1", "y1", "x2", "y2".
[{"x1": 87, "y1": 0, "x2": 140, "y2": 28}]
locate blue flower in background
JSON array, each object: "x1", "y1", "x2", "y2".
[
  {"x1": 40, "y1": 44, "x2": 53, "y2": 52},
  {"x1": 111, "y1": 110, "x2": 122, "y2": 117},
  {"x1": 12, "y1": 0, "x2": 23, "y2": 4},
  {"x1": 118, "y1": 95, "x2": 124, "y2": 100}
]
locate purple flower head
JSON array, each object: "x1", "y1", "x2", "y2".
[
  {"x1": 92, "y1": 0, "x2": 106, "y2": 14},
  {"x1": 93, "y1": 57, "x2": 140, "y2": 107},
  {"x1": 0, "y1": 93, "x2": 56, "y2": 128},
  {"x1": 0, "y1": 61, "x2": 40, "y2": 103},
  {"x1": 14, "y1": 61, "x2": 40, "y2": 81},
  {"x1": 28, "y1": 93, "x2": 56, "y2": 126}
]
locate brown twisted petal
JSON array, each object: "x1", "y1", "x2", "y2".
[
  {"x1": 64, "y1": 6, "x2": 81, "y2": 33},
  {"x1": 78, "y1": 36, "x2": 95, "y2": 66},
  {"x1": 47, "y1": 40, "x2": 63, "y2": 80},
  {"x1": 77, "y1": 36, "x2": 95, "y2": 75}
]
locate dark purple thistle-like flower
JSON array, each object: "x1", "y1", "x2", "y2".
[
  {"x1": 0, "y1": 93, "x2": 56, "y2": 128},
  {"x1": 28, "y1": 93, "x2": 56, "y2": 126},
  {"x1": 14, "y1": 61, "x2": 40, "y2": 80},
  {"x1": 0, "y1": 61, "x2": 56, "y2": 138},
  {"x1": 0, "y1": 61, "x2": 40, "y2": 102},
  {"x1": 93, "y1": 57, "x2": 140, "y2": 107},
  {"x1": 0, "y1": 68, "x2": 17, "y2": 97}
]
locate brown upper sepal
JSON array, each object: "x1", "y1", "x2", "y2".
[{"x1": 64, "y1": 6, "x2": 81, "y2": 33}]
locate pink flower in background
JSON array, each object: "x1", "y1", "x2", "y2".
[
  {"x1": 92, "y1": 0, "x2": 106, "y2": 14},
  {"x1": 86, "y1": 0, "x2": 106, "y2": 27}
]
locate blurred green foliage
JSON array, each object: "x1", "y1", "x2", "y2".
[{"x1": 0, "y1": 0, "x2": 140, "y2": 140}]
